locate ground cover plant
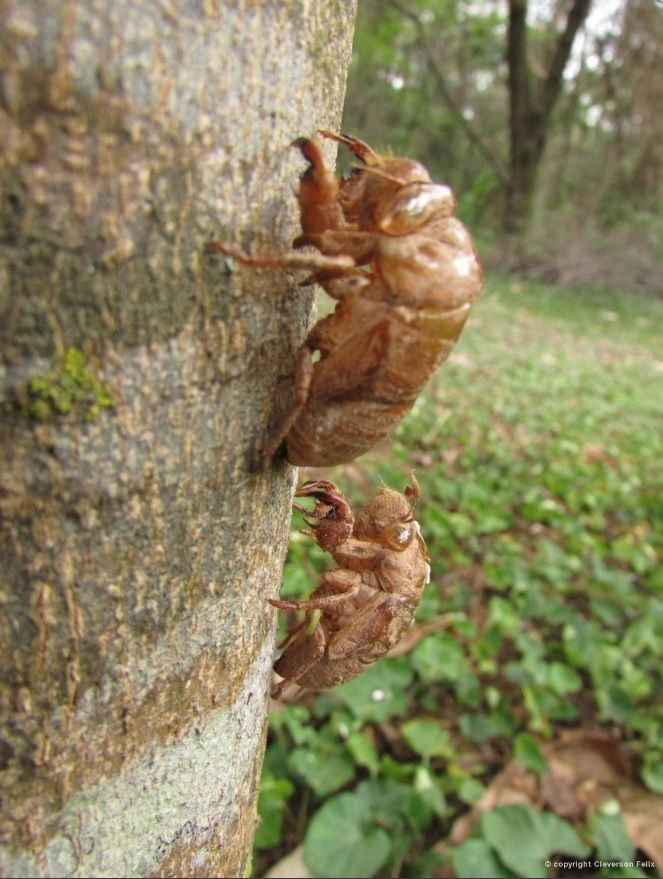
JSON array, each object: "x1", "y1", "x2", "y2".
[{"x1": 254, "y1": 277, "x2": 663, "y2": 879}]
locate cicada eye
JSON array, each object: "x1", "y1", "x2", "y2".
[
  {"x1": 378, "y1": 183, "x2": 455, "y2": 235},
  {"x1": 386, "y1": 521, "x2": 415, "y2": 550},
  {"x1": 403, "y1": 185, "x2": 454, "y2": 219}
]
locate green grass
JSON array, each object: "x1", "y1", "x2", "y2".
[{"x1": 255, "y1": 277, "x2": 663, "y2": 879}]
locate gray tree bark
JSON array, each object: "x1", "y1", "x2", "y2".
[{"x1": 0, "y1": 1, "x2": 356, "y2": 876}]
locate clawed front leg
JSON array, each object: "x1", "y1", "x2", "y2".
[
  {"x1": 207, "y1": 240, "x2": 354, "y2": 274},
  {"x1": 292, "y1": 480, "x2": 355, "y2": 549},
  {"x1": 318, "y1": 130, "x2": 379, "y2": 166},
  {"x1": 292, "y1": 230, "x2": 376, "y2": 265},
  {"x1": 268, "y1": 570, "x2": 361, "y2": 613},
  {"x1": 294, "y1": 480, "x2": 353, "y2": 520}
]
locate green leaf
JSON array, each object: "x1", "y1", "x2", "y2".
[
  {"x1": 488, "y1": 597, "x2": 520, "y2": 635},
  {"x1": 522, "y1": 686, "x2": 551, "y2": 735},
  {"x1": 480, "y1": 805, "x2": 590, "y2": 879},
  {"x1": 353, "y1": 778, "x2": 411, "y2": 828},
  {"x1": 411, "y1": 631, "x2": 467, "y2": 683},
  {"x1": 401, "y1": 718, "x2": 453, "y2": 759},
  {"x1": 472, "y1": 627, "x2": 503, "y2": 661},
  {"x1": 346, "y1": 731, "x2": 380, "y2": 777},
  {"x1": 459, "y1": 710, "x2": 513, "y2": 741},
  {"x1": 451, "y1": 838, "x2": 513, "y2": 879},
  {"x1": 414, "y1": 765, "x2": 448, "y2": 817},
  {"x1": 269, "y1": 705, "x2": 316, "y2": 746},
  {"x1": 454, "y1": 670, "x2": 483, "y2": 707},
  {"x1": 538, "y1": 811, "x2": 590, "y2": 858},
  {"x1": 514, "y1": 733, "x2": 547, "y2": 775},
  {"x1": 354, "y1": 778, "x2": 435, "y2": 837},
  {"x1": 448, "y1": 511, "x2": 475, "y2": 538},
  {"x1": 476, "y1": 512, "x2": 510, "y2": 534},
  {"x1": 303, "y1": 792, "x2": 392, "y2": 879},
  {"x1": 591, "y1": 809, "x2": 635, "y2": 862},
  {"x1": 288, "y1": 748, "x2": 355, "y2": 796},
  {"x1": 480, "y1": 804, "x2": 546, "y2": 877},
  {"x1": 620, "y1": 663, "x2": 654, "y2": 701},
  {"x1": 410, "y1": 849, "x2": 445, "y2": 878},
  {"x1": 335, "y1": 658, "x2": 413, "y2": 722},
  {"x1": 458, "y1": 776, "x2": 486, "y2": 805},
  {"x1": 622, "y1": 617, "x2": 660, "y2": 657},
  {"x1": 261, "y1": 740, "x2": 289, "y2": 778},
  {"x1": 642, "y1": 753, "x2": 663, "y2": 793},
  {"x1": 379, "y1": 755, "x2": 414, "y2": 782},
  {"x1": 254, "y1": 776, "x2": 294, "y2": 849},
  {"x1": 548, "y1": 661, "x2": 582, "y2": 694}
]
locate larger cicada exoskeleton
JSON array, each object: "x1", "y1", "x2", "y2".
[{"x1": 209, "y1": 131, "x2": 483, "y2": 467}]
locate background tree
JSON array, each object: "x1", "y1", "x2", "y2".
[
  {"x1": 375, "y1": 0, "x2": 591, "y2": 236},
  {"x1": 589, "y1": 0, "x2": 663, "y2": 220},
  {"x1": 341, "y1": 0, "x2": 662, "y2": 290},
  {"x1": 0, "y1": 1, "x2": 356, "y2": 876},
  {"x1": 504, "y1": 0, "x2": 592, "y2": 234}
]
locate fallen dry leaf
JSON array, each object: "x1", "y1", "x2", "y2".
[
  {"x1": 439, "y1": 729, "x2": 663, "y2": 871},
  {"x1": 621, "y1": 787, "x2": 663, "y2": 868},
  {"x1": 448, "y1": 759, "x2": 540, "y2": 846}
]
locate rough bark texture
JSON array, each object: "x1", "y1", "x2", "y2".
[{"x1": 0, "y1": 1, "x2": 357, "y2": 876}]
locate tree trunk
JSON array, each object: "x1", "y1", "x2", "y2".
[
  {"x1": 0, "y1": 1, "x2": 356, "y2": 876},
  {"x1": 505, "y1": 0, "x2": 592, "y2": 235}
]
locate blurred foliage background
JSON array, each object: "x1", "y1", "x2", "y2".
[
  {"x1": 254, "y1": 2, "x2": 663, "y2": 877},
  {"x1": 344, "y1": 0, "x2": 663, "y2": 291}
]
